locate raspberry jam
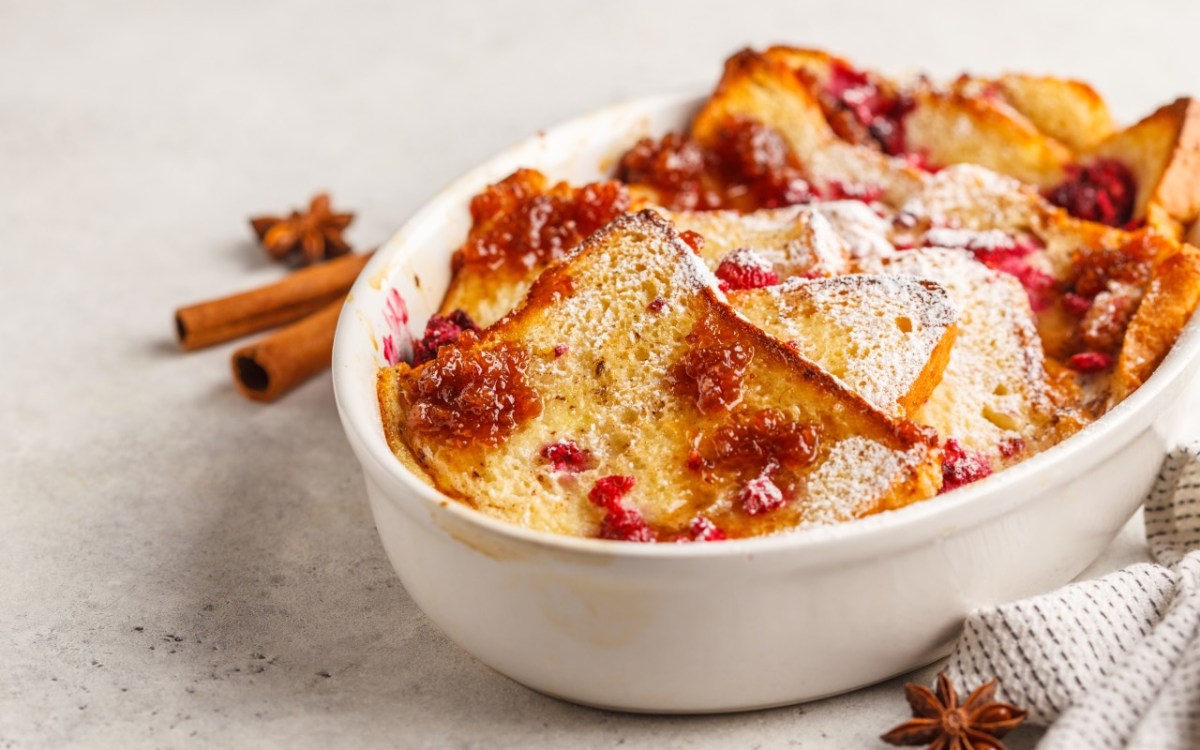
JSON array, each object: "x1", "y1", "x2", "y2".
[
  {"x1": 617, "y1": 119, "x2": 812, "y2": 211},
  {"x1": 617, "y1": 133, "x2": 721, "y2": 211},
  {"x1": 1079, "y1": 282, "x2": 1143, "y2": 354},
  {"x1": 1068, "y1": 240, "x2": 1155, "y2": 299},
  {"x1": 460, "y1": 169, "x2": 630, "y2": 272},
  {"x1": 411, "y1": 309, "x2": 479, "y2": 365},
  {"x1": 714, "y1": 249, "x2": 779, "y2": 292},
  {"x1": 1045, "y1": 159, "x2": 1137, "y2": 227},
  {"x1": 699, "y1": 408, "x2": 822, "y2": 472},
  {"x1": 713, "y1": 118, "x2": 814, "y2": 208},
  {"x1": 939, "y1": 438, "x2": 993, "y2": 493},
  {"x1": 671, "y1": 313, "x2": 756, "y2": 413},
  {"x1": 407, "y1": 342, "x2": 542, "y2": 447},
  {"x1": 1059, "y1": 236, "x2": 1157, "y2": 363},
  {"x1": 587, "y1": 476, "x2": 654, "y2": 543},
  {"x1": 693, "y1": 409, "x2": 820, "y2": 523}
]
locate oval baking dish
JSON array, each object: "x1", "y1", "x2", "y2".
[{"x1": 332, "y1": 94, "x2": 1200, "y2": 712}]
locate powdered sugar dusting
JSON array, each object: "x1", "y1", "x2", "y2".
[
  {"x1": 733, "y1": 274, "x2": 955, "y2": 417},
  {"x1": 811, "y1": 200, "x2": 896, "y2": 262},
  {"x1": 722, "y1": 247, "x2": 773, "y2": 272},
  {"x1": 924, "y1": 227, "x2": 1015, "y2": 251},
  {"x1": 901, "y1": 164, "x2": 1040, "y2": 231},
  {"x1": 801, "y1": 437, "x2": 921, "y2": 525},
  {"x1": 875, "y1": 247, "x2": 1050, "y2": 455}
]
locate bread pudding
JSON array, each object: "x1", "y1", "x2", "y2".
[{"x1": 376, "y1": 48, "x2": 1200, "y2": 542}]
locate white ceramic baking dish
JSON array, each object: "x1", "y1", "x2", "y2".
[{"x1": 332, "y1": 93, "x2": 1200, "y2": 713}]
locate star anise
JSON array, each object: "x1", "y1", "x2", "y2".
[
  {"x1": 881, "y1": 674, "x2": 1026, "y2": 750},
  {"x1": 250, "y1": 193, "x2": 354, "y2": 265}
]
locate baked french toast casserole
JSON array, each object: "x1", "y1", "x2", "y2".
[{"x1": 374, "y1": 47, "x2": 1200, "y2": 543}]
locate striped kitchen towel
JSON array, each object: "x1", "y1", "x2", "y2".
[{"x1": 943, "y1": 442, "x2": 1200, "y2": 749}]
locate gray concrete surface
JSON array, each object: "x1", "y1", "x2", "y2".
[{"x1": 4, "y1": 1, "x2": 1199, "y2": 747}]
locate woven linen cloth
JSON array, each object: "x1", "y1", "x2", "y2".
[{"x1": 942, "y1": 442, "x2": 1200, "y2": 749}]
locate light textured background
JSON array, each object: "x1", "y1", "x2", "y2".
[{"x1": 4, "y1": 0, "x2": 1200, "y2": 747}]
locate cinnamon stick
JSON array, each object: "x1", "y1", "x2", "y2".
[
  {"x1": 175, "y1": 251, "x2": 373, "y2": 350},
  {"x1": 231, "y1": 297, "x2": 345, "y2": 402}
]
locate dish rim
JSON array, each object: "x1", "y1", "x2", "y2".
[{"x1": 332, "y1": 91, "x2": 1200, "y2": 562}]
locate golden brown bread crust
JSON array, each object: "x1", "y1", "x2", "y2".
[
  {"x1": 691, "y1": 49, "x2": 925, "y2": 206},
  {"x1": 693, "y1": 49, "x2": 837, "y2": 155},
  {"x1": 1111, "y1": 242, "x2": 1200, "y2": 402},
  {"x1": 902, "y1": 321, "x2": 957, "y2": 416},
  {"x1": 1091, "y1": 98, "x2": 1200, "y2": 237},
  {"x1": 993, "y1": 74, "x2": 1115, "y2": 151},
  {"x1": 727, "y1": 275, "x2": 958, "y2": 418},
  {"x1": 903, "y1": 88, "x2": 1071, "y2": 187},
  {"x1": 741, "y1": 47, "x2": 1200, "y2": 234}
]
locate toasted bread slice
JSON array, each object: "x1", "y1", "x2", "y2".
[
  {"x1": 759, "y1": 45, "x2": 907, "y2": 152},
  {"x1": 744, "y1": 47, "x2": 1199, "y2": 233},
  {"x1": 690, "y1": 49, "x2": 925, "y2": 206},
  {"x1": 380, "y1": 211, "x2": 941, "y2": 539},
  {"x1": 1089, "y1": 98, "x2": 1200, "y2": 236},
  {"x1": 897, "y1": 164, "x2": 1200, "y2": 404},
  {"x1": 660, "y1": 204, "x2": 849, "y2": 276},
  {"x1": 898, "y1": 164, "x2": 1130, "y2": 277},
  {"x1": 761, "y1": 46, "x2": 1075, "y2": 186},
  {"x1": 902, "y1": 87, "x2": 1072, "y2": 188},
  {"x1": 1110, "y1": 241, "x2": 1200, "y2": 403},
  {"x1": 662, "y1": 201, "x2": 895, "y2": 272},
  {"x1": 730, "y1": 275, "x2": 956, "y2": 418},
  {"x1": 862, "y1": 247, "x2": 1067, "y2": 459},
  {"x1": 991, "y1": 74, "x2": 1115, "y2": 151},
  {"x1": 439, "y1": 169, "x2": 633, "y2": 327}
]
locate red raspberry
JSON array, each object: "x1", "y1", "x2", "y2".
[
  {"x1": 1045, "y1": 159, "x2": 1136, "y2": 227},
  {"x1": 740, "y1": 466, "x2": 786, "y2": 515},
  {"x1": 825, "y1": 61, "x2": 912, "y2": 155},
  {"x1": 540, "y1": 441, "x2": 591, "y2": 473},
  {"x1": 715, "y1": 249, "x2": 778, "y2": 292},
  {"x1": 599, "y1": 505, "x2": 654, "y2": 543},
  {"x1": 588, "y1": 475, "x2": 635, "y2": 507},
  {"x1": 1069, "y1": 351, "x2": 1114, "y2": 373},
  {"x1": 926, "y1": 230, "x2": 1057, "y2": 312},
  {"x1": 678, "y1": 516, "x2": 727, "y2": 543},
  {"x1": 998, "y1": 437, "x2": 1027, "y2": 460},
  {"x1": 412, "y1": 309, "x2": 479, "y2": 365},
  {"x1": 991, "y1": 259, "x2": 1056, "y2": 313},
  {"x1": 940, "y1": 438, "x2": 993, "y2": 493},
  {"x1": 588, "y1": 476, "x2": 653, "y2": 542}
]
